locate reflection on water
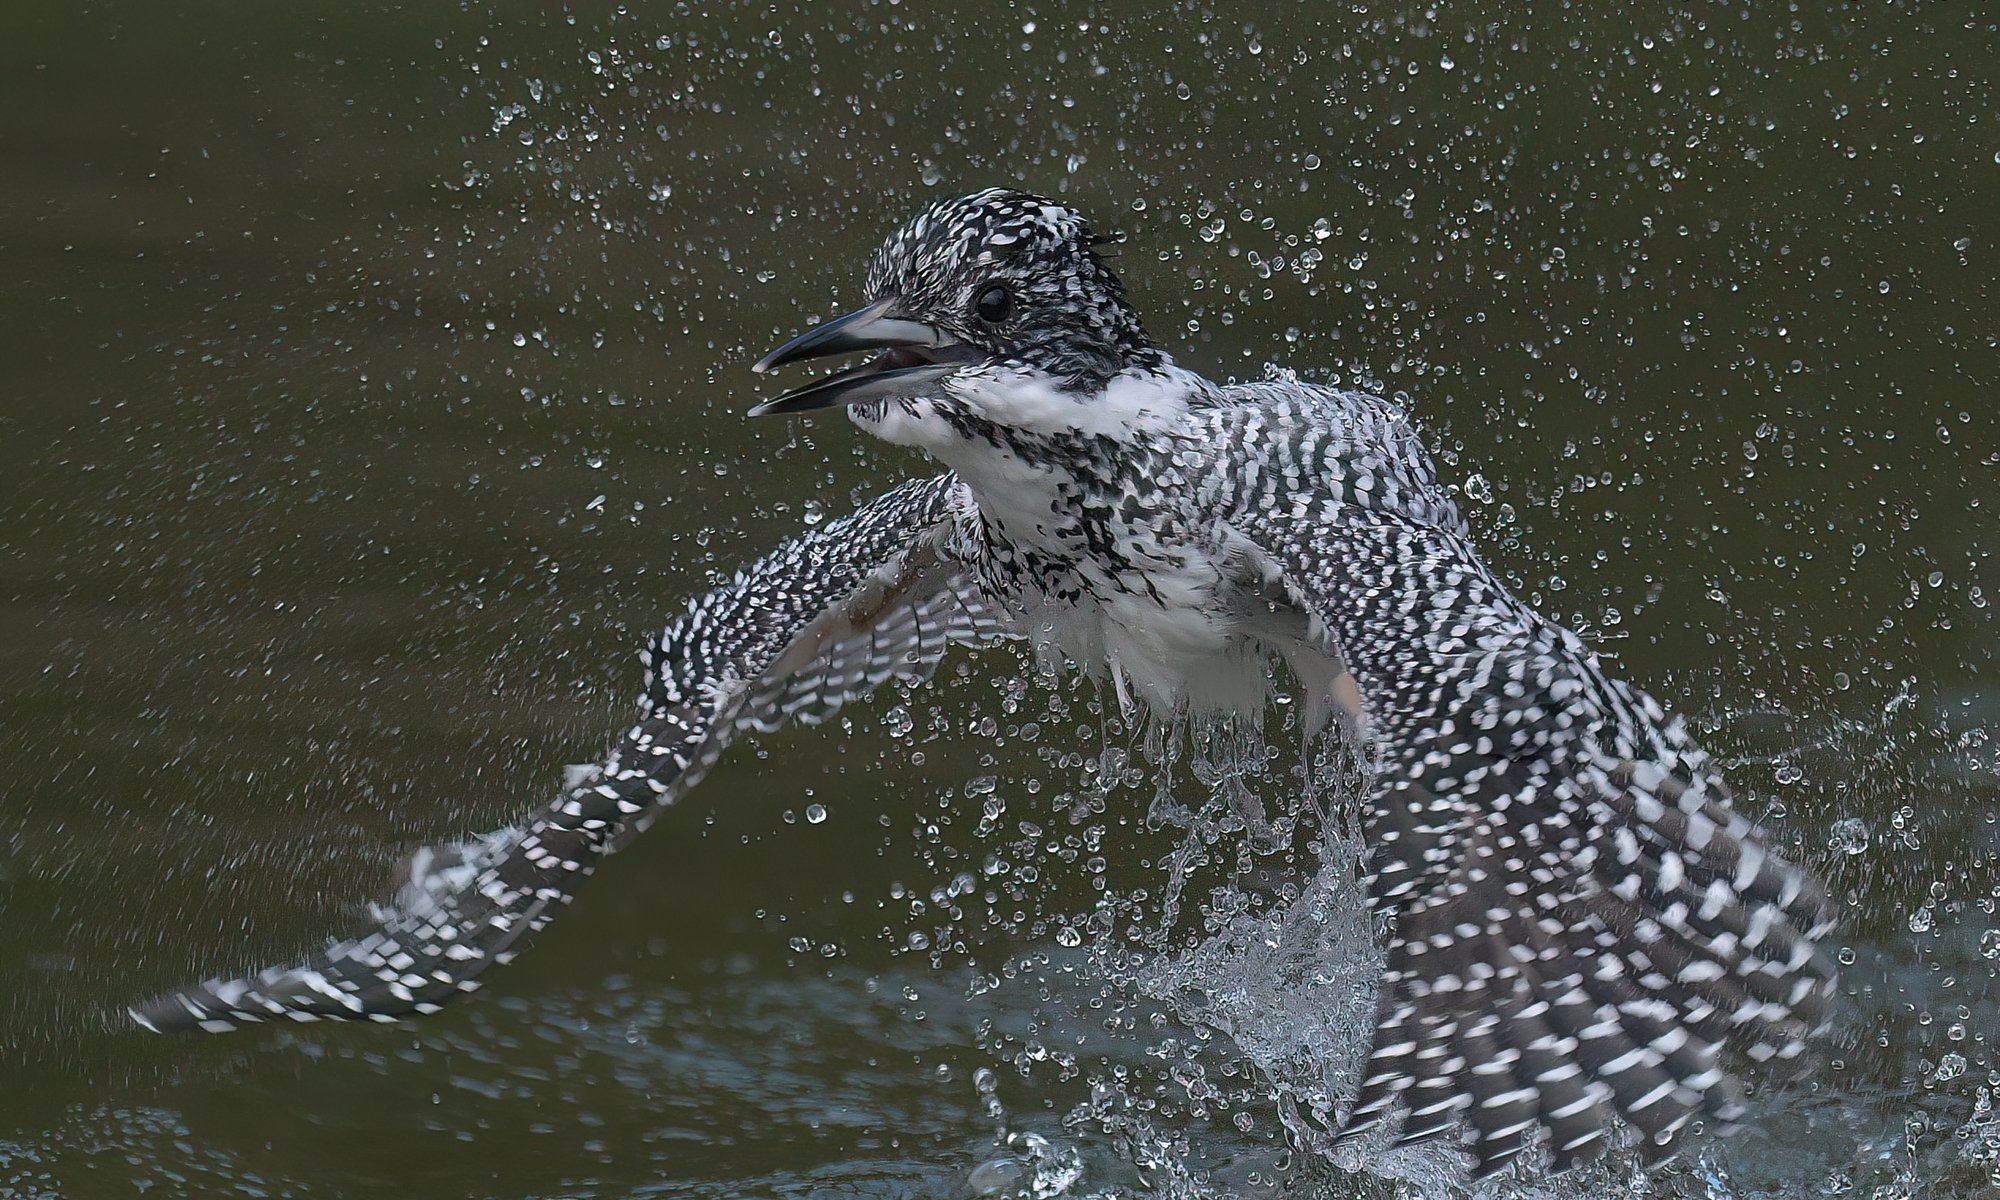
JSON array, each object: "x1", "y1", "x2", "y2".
[{"x1": 2, "y1": 0, "x2": 1994, "y2": 1197}]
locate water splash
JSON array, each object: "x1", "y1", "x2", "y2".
[{"x1": 933, "y1": 667, "x2": 2000, "y2": 1199}]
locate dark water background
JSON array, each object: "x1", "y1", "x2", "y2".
[{"x1": 2, "y1": 2, "x2": 1995, "y2": 1197}]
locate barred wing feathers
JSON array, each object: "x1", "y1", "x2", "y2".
[
  {"x1": 133, "y1": 474, "x2": 1006, "y2": 1032},
  {"x1": 1223, "y1": 391, "x2": 1835, "y2": 1176}
]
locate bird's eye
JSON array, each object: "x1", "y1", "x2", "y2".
[{"x1": 974, "y1": 284, "x2": 1014, "y2": 324}]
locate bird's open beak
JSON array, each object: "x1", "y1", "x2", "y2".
[{"x1": 749, "y1": 298, "x2": 973, "y2": 416}]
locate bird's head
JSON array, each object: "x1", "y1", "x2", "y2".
[{"x1": 750, "y1": 188, "x2": 1168, "y2": 449}]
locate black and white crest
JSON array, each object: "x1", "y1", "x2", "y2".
[{"x1": 861, "y1": 187, "x2": 1158, "y2": 386}]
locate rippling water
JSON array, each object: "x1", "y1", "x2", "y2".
[{"x1": 3, "y1": 2, "x2": 1994, "y2": 1197}]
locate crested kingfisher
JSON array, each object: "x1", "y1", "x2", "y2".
[{"x1": 135, "y1": 189, "x2": 1835, "y2": 1180}]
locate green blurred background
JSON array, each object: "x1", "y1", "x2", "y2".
[{"x1": 1, "y1": 2, "x2": 1994, "y2": 1197}]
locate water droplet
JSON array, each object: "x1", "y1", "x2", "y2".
[
  {"x1": 968, "y1": 1157, "x2": 1023, "y2": 1197},
  {"x1": 1829, "y1": 817, "x2": 1870, "y2": 855},
  {"x1": 805, "y1": 803, "x2": 827, "y2": 824}
]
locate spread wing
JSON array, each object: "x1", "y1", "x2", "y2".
[
  {"x1": 1223, "y1": 393, "x2": 1836, "y2": 1176},
  {"x1": 134, "y1": 473, "x2": 1009, "y2": 1032}
]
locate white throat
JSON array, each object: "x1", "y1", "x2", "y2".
[{"x1": 851, "y1": 361, "x2": 1203, "y2": 461}]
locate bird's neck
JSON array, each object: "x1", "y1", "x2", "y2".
[
  {"x1": 929, "y1": 363, "x2": 1215, "y2": 601},
  {"x1": 930, "y1": 362, "x2": 1199, "y2": 500},
  {"x1": 930, "y1": 358, "x2": 1205, "y2": 464}
]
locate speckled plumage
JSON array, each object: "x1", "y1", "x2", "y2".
[{"x1": 135, "y1": 190, "x2": 1834, "y2": 1180}]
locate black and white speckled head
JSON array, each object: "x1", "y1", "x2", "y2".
[
  {"x1": 752, "y1": 189, "x2": 1183, "y2": 453},
  {"x1": 859, "y1": 188, "x2": 1157, "y2": 385}
]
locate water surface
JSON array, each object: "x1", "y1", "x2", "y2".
[{"x1": 3, "y1": 2, "x2": 1995, "y2": 1197}]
